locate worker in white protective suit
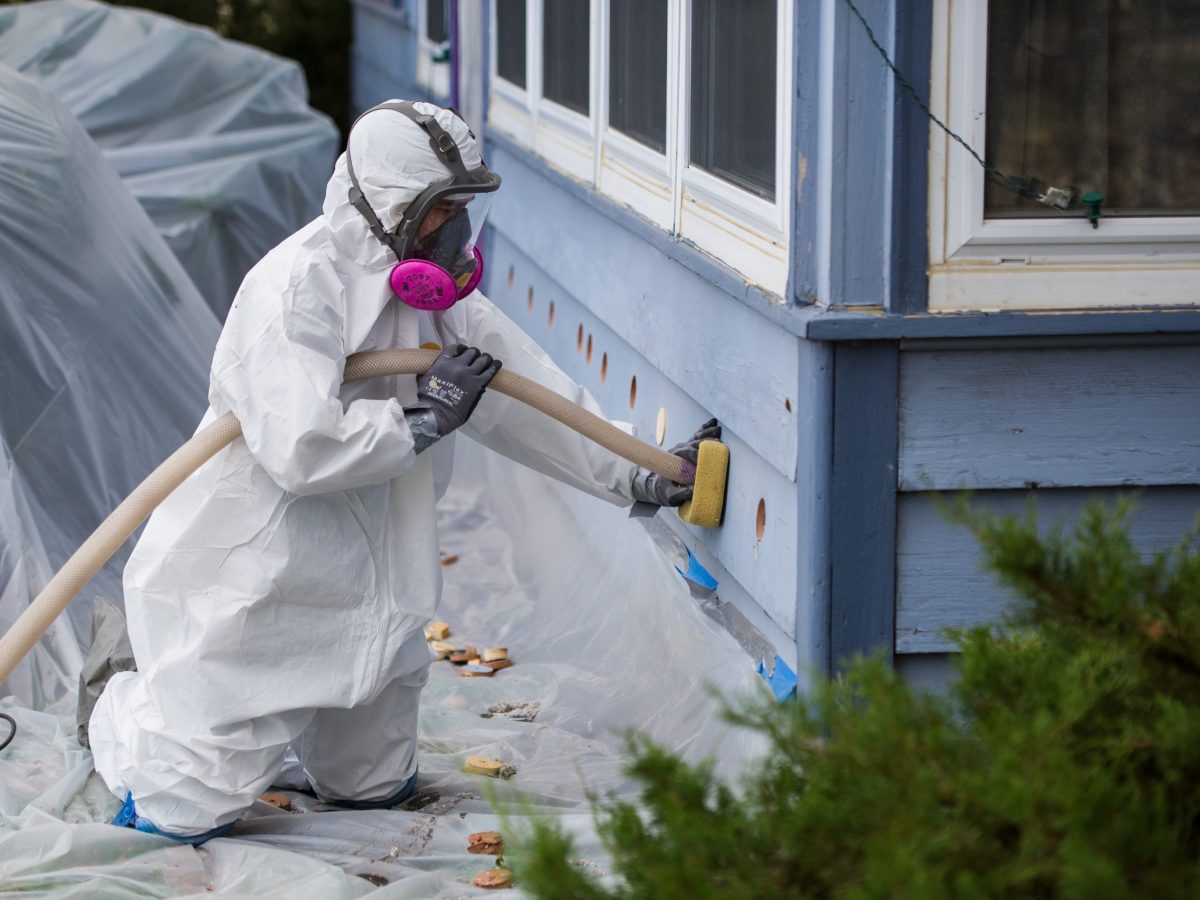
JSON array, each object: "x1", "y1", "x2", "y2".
[{"x1": 88, "y1": 101, "x2": 719, "y2": 843}]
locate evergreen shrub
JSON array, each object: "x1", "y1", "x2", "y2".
[{"x1": 510, "y1": 498, "x2": 1200, "y2": 899}]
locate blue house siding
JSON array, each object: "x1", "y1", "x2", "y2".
[
  {"x1": 348, "y1": 0, "x2": 1200, "y2": 694},
  {"x1": 479, "y1": 139, "x2": 834, "y2": 680},
  {"x1": 792, "y1": 0, "x2": 932, "y2": 311},
  {"x1": 351, "y1": 0, "x2": 447, "y2": 111},
  {"x1": 894, "y1": 337, "x2": 1200, "y2": 669},
  {"x1": 897, "y1": 485, "x2": 1200, "y2": 655}
]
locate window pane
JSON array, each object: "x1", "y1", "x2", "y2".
[
  {"x1": 427, "y1": 0, "x2": 448, "y2": 44},
  {"x1": 609, "y1": 0, "x2": 668, "y2": 152},
  {"x1": 986, "y1": 1, "x2": 1200, "y2": 217},
  {"x1": 496, "y1": 0, "x2": 527, "y2": 89},
  {"x1": 690, "y1": 0, "x2": 776, "y2": 198},
  {"x1": 543, "y1": 0, "x2": 590, "y2": 115}
]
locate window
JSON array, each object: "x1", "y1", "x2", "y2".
[
  {"x1": 417, "y1": 0, "x2": 451, "y2": 98},
  {"x1": 426, "y1": 0, "x2": 449, "y2": 45},
  {"x1": 489, "y1": 0, "x2": 793, "y2": 296},
  {"x1": 690, "y1": 0, "x2": 775, "y2": 198},
  {"x1": 543, "y1": 0, "x2": 590, "y2": 116},
  {"x1": 495, "y1": 0, "x2": 526, "y2": 88},
  {"x1": 609, "y1": 0, "x2": 667, "y2": 152},
  {"x1": 985, "y1": 1, "x2": 1199, "y2": 219},
  {"x1": 928, "y1": 0, "x2": 1200, "y2": 311}
]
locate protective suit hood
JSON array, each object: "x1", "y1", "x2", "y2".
[{"x1": 322, "y1": 100, "x2": 484, "y2": 270}]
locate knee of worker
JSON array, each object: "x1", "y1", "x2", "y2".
[
  {"x1": 89, "y1": 670, "x2": 307, "y2": 834},
  {"x1": 297, "y1": 670, "x2": 428, "y2": 802}
]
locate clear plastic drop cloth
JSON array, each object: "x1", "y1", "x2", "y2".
[
  {"x1": 1, "y1": 426, "x2": 768, "y2": 897},
  {"x1": 0, "y1": 66, "x2": 220, "y2": 708},
  {"x1": 0, "y1": 0, "x2": 340, "y2": 317}
]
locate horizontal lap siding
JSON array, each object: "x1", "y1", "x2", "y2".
[
  {"x1": 897, "y1": 342, "x2": 1200, "y2": 660},
  {"x1": 896, "y1": 486, "x2": 1200, "y2": 653},
  {"x1": 899, "y1": 346, "x2": 1200, "y2": 492}
]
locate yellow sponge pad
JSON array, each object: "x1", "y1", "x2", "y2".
[{"x1": 678, "y1": 440, "x2": 729, "y2": 529}]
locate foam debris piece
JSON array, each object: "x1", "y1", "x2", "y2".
[{"x1": 464, "y1": 756, "x2": 503, "y2": 777}]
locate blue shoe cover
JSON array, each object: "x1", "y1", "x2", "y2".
[
  {"x1": 322, "y1": 769, "x2": 419, "y2": 810},
  {"x1": 111, "y1": 792, "x2": 235, "y2": 845}
]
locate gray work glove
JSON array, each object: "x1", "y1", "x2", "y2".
[
  {"x1": 631, "y1": 418, "x2": 721, "y2": 507},
  {"x1": 415, "y1": 344, "x2": 503, "y2": 438}
]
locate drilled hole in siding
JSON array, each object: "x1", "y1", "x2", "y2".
[
  {"x1": 586, "y1": 334, "x2": 593, "y2": 364},
  {"x1": 629, "y1": 375, "x2": 637, "y2": 409},
  {"x1": 547, "y1": 301, "x2": 555, "y2": 328},
  {"x1": 655, "y1": 407, "x2": 667, "y2": 445},
  {"x1": 600, "y1": 352, "x2": 608, "y2": 383},
  {"x1": 785, "y1": 398, "x2": 793, "y2": 413},
  {"x1": 507, "y1": 265, "x2": 514, "y2": 291},
  {"x1": 576, "y1": 324, "x2": 584, "y2": 352},
  {"x1": 527, "y1": 286, "x2": 534, "y2": 312},
  {"x1": 755, "y1": 499, "x2": 766, "y2": 543}
]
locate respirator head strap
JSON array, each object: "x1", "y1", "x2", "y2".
[{"x1": 345, "y1": 149, "x2": 404, "y2": 259}]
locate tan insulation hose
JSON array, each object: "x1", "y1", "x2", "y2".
[{"x1": 0, "y1": 348, "x2": 692, "y2": 685}]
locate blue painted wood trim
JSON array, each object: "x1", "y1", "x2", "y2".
[
  {"x1": 791, "y1": 0, "x2": 822, "y2": 306},
  {"x1": 798, "y1": 338, "x2": 835, "y2": 682},
  {"x1": 806, "y1": 309, "x2": 1200, "y2": 341},
  {"x1": 482, "y1": 129, "x2": 814, "y2": 339},
  {"x1": 826, "y1": 0, "x2": 931, "y2": 310},
  {"x1": 829, "y1": 341, "x2": 899, "y2": 670},
  {"x1": 889, "y1": 0, "x2": 932, "y2": 314},
  {"x1": 828, "y1": 0, "x2": 894, "y2": 308}
]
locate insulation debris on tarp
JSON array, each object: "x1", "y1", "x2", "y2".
[
  {"x1": 0, "y1": 0, "x2": 339, "y2": 317},
  {"x1": 0, "y1": 60, "x2": 765, "y2": 899}
]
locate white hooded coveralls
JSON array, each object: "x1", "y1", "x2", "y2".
[{"x1": 89, "y1": 103, "x2": 638, "y2": 835}]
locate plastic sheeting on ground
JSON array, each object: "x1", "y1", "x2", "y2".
[
  {"x1": 0, "y1": 66, "x2": 220, "y2": 707},
  {"x1": 1, "y1": 433, "x2": 767, "y2": 897},
  {"x1": 0, "y1": 0, "x2": 339, "y2": 317}
]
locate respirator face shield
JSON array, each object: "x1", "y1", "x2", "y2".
[
  {"x1": 402, "y1": 178, "x2": 498, "y2": 288},
  {"x1": 345, "y1": 100, "x2": 503, "y2": 311}
]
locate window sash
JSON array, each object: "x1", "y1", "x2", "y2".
[
  {"x1": 927, "y1": 0, "x2": 1200, "y2": 311},
  {"x1": 494, "y1": 0, "x2": 528, "y2": 89},
  {"x1": 488, "y1": 0, "x2": 793, "y2": 296}
]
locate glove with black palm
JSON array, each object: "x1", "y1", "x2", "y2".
[
  {"x1": 405, "y1": 344, "x2": 502, "y2": 453},
  {"x1": 630, "y1": 418, "x2": 721, "y2": 507}
]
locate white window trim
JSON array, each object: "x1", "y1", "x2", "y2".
[
  {"x1": 415, "y1": 0, "x2": 451, "y2": 99},
  {"x1": 928, "y1": 0, "x2": 1200, "y2": 312},
  {"x1": 488, "y1": 0, "x2": 793, "y2": 298},
  {"x1": 676, "y1": 0, "x2": 792, "y2": 295},
  {"x1": 595, "y1": 0, "x2": 678, "y2": 231},
  {"x1": 487, "y1": 0, "x2": 533, "y2": 145}
]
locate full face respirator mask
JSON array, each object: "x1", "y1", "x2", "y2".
[{"x1": 345, "y1": 101, "x2": 502, "y2": 311}]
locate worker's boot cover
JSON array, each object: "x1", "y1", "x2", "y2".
[{"x1": 111, "y1": 792, "x2": 236, "y2": 845}]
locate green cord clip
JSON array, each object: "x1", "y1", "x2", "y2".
[{"x1": 1083, "y1": 192, "x2": 1104, "y2": 229}]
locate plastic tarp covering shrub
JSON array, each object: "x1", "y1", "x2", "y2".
[
  {"x1": 0, "y1": 0, "x2": 340, "y2": 318},
  {"x1": 1, "y1": 435, "x2": 767, "y2": 897},
  {"x1": 0, "y1": 66, "x2": 220, "y2": 708}
]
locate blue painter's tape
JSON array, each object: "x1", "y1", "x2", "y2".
[
  {"x1": 675, "y1": 547, "x2": 718, "y2": 592},
  {"x1": 757, "y1": 655, "x2": 798, "y2": 702}
]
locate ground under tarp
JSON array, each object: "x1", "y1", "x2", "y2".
[{"x1": 0, "y1": 437, "x2": 766, "y2": 897}]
